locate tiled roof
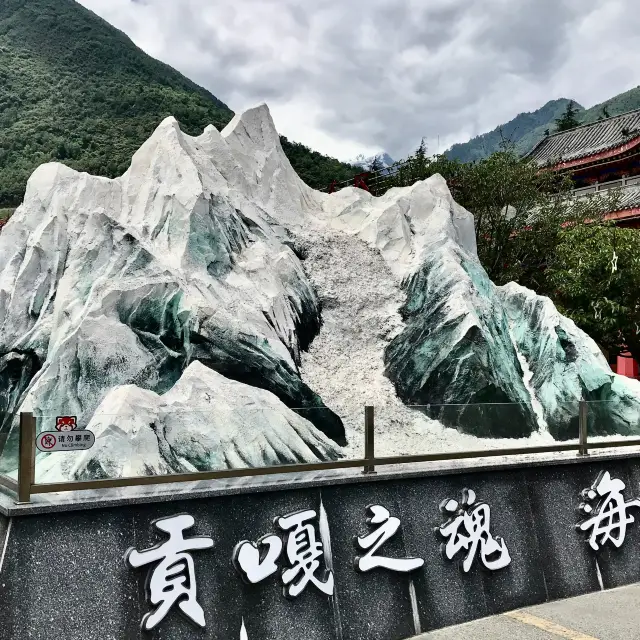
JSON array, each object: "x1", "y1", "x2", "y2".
[{"x1": 524, "y1": 108, "x2": 640, "y2": 167}]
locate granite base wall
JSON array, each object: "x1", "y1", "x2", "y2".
[{"x1": 0, "y1": 458, "x2": 638, "y2": 640}]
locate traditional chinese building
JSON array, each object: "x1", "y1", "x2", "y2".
[
  {"x1": 525, "y1": 107, "x2": 640, "y2": 228},
  {"x1": 525, "y1": 108, "x2": 640, "y2": 377}
]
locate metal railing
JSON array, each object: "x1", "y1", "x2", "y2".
[
  {"x1": 321, "y1": 159, "x2": 414, "y2": 196},
  {"x1": 2, "y1": 401, "x2": 640, "y2": 504},
  {"x1": 572, "y1": 174, "x2": 640, "y2": 196}
]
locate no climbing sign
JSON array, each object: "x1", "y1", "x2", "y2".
[{"x1": 36, "y1": 430, "x2": 95, "y2": 452}]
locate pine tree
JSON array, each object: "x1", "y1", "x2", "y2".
[
  {"x1": 368, "y1": 155, "x2": 384, "y2": 173},
  {"x1": 555, "y1": 101, "x2": 581, "y2": 132},
  {"x1": 410, "y1": 138, "x2": 427, "y2": 181}
]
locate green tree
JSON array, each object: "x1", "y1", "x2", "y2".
[
  {"x1": 368, "y1": 155, "x2": 385, "y2": 173},
  {"x1": 547, "y1": 223, "x2": 640, "y2": 363},
  {"x1": 386, "y1": 148, "x2": 619, "y2": 294},
  {"x1": 555, "y1": 100, "x2": 581, "y2": 132},
  {"x1": 366, "y1": 155, "x2": 385, "y2": 195},
  {"x1": 0, "y1": 0, "x2": 359, "y2": 206}
]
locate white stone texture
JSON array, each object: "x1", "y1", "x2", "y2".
[{"x1": 0, "y1": 102, "x2": 638, "y2": 480}]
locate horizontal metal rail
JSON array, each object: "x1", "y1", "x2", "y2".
[
  {"x1": 26, "y1": 438, "x2": 640, "y2": 497},
  {"x1": 31, "y1": 458, "x2": 371, "y2": 494},
  {"x1": 582, "y1": 438, "x2": 640, "y2": 450},
  {"x1": 0, "y1": 474, "x2": 17, "y2": 492},
  {"x1": 4, "y1": 406, "x2": 640, "y2": 503}
]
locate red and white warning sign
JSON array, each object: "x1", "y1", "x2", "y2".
[
  {"x1": 38, "y1": 433, "x2": 57, "y2": 450},
  {"x1": 36, "y1": 430, "x2": 95, "y2": 452}
]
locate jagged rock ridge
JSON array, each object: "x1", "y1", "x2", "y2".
[{"x1": 1, "y1": 103, "x2": 639, "y2": 480}]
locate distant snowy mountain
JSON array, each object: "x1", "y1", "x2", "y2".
[{"x1": 351, "y1": 152, "x2": 396, "y2": 171}]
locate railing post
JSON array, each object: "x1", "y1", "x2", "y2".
[
  {"x1": 578, "y1": 400, "x2": 589, "y2": 456},
  {"x1": 363, "y1": 405, "x2": 376, "y2": 474},
  {"x1": 17, "y1": 411, "x2": 35, "y2": 503}
]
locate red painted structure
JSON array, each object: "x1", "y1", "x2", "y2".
[{"x1": 526, "y1": 108, "x2": 640, "y2": 378}]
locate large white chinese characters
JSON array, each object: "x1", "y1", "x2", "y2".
[
  {"x1": 355, "y1": 505, "x2": 424, "y2": 573},
  {"x1": 233, "y1": 534, "x2": 283, "y2": 584},
  {"x1": 577, "y1": 471, "x2": 640, "y2": 551},
  {"x1": 438, "y1": 489, "x2": 511, "y2": 572},
  {"x1": 277, "y1": 510, "x2": 335, "y2": 597},
  {"x1": 233, "y1": 508, "x2": 334, "y2": 598},
  {"x1": 125, "y1": 514, "x2": 213, "y2": 631}
]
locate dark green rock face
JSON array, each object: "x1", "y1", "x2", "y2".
[
  {"x1": 384, "y1": 244, "x2": 537, "y2": 439},
  {"x1": 498, "y1": 283, "x2": 640, "y2": 441}
]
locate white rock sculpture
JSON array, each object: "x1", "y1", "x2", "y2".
[
  {"x1": 36, "y1": 361, "x2": 341, "y2": 481},
  {"x1": 0, "y1": 102, "x2": 638, "y2": 479}
]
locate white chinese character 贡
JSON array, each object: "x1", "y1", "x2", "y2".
[
  {"x1": 233, "y1": 534, "x2": 283, "y2": 584},
  {"x1": 355, "y1": 504, "x2": 424, "y2": 573},
  {"x1": 438, "y1": 488, "x2": 511, "y2": 573},
  {"x1": 276, "y1": 509, "x2": 334, "y2": 598},
  {"x1": 125, "y1": 514, "x2": 213, "y2": 631},
  {"x1": 577, "y1": 470, "x2": 640, "y2": 551}
]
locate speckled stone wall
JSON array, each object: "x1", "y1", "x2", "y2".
[{"x1": 0, "y1": 459, "x2": 638, "y2": 640}]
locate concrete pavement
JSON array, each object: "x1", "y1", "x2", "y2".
[{"x1": 413, "y1": 583, "x2": 640, "y2": 639}]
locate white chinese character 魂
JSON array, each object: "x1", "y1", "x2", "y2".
[
  {"x1": 438, "y1": 489, "x2": 511, "y2": 573},
  {"x1": 233, "y1": 534, "x2": 283, "y2": 584},
  {"x1": 276, "y1": 509, "x2": 334, "y2": 598},
  {"x1": 577, "y1": 470, "x2": 640, "y2": 551},
  {"x1": 125, "y1": 514, "x2": 213, "y2": 630},
  {"x1": 355, "y1": 505, "x2": 424, "y2": 573}
]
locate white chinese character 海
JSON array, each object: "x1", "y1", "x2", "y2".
[
  {"x1": 355, "y1": 505, "x2": 424, "y2": 573},
  {"x1": 125, "y1": 514, "x2": 213, "y2": 631},
  {"x1": 233, "y1": 534, "x2": 283, "y2": 584},
  {"x1": 577, "y1": 471, "x2": 640, "y2": 551},
  {"x1": 438, "y1": 489, "x2": 511, "y2": 573},
  {"x1": 276, "y1": 509, "x2": 334, "y2": 598}
]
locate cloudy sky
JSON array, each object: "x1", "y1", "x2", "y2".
[{"x1": 77, "y1": 0, "x2": 640, "y2": 162}]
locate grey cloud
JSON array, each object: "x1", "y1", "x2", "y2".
[{"x1": 79, "y1": 0, "x2": 638, "y2": 160}]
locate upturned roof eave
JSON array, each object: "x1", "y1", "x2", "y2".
[{"x1": 542, "y1": 136, "x2": 640, "y2": 171}]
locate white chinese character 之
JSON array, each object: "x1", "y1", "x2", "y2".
[
  {"x1": 355, "y1": 505, "x2": 424, "y2": 573},
  {"x1": 233, "y1": 534, "x2": 283, "y2": 584},
  {"x1": 577, "y1": 471, "x2": 640, "y2": 551},
  {"x1": 276, "y1": 509, "x2": 334, "y2": 598},
  {"x1": 438, "y1": 488, "x2": 511, "y2": 573},
  {"x1": 125, "y1": 514, "x2": 213, "y2": 631}
]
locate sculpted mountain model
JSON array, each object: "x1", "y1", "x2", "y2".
[{"x1": 0, "y1": 104, "x2": 639, "y2": 480}]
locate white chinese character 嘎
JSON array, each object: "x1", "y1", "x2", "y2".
[
  {"x1": 125, "y1": 514, "x2": 213, "y2": 630},
  {"x1": 577, "y1": 470, "x2": 640, "y2": 551},
  {"x1": 276, "y1": 509, "x2": 334, "y2": 598},
  {"x1": 438, "y1": 488, "x2": 511, "y2": 573},
  {"x1": 355, "y1": 505, "x2": 424, "y2": 573},
  {"x1": 233, "y1": 534, "x2": 283, "y2": 584}
]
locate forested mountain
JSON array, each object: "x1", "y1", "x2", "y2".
[
  {"x1": 446, "y1": 99, "x2": 582, "y2": 162},
  {"x1": 446, "y1": 85, "x2": 640, "y2": 162},
  {"x1": 0, "y1": 0, "x2": 358, "y2": 206},
  {"x1": 578, "y1": 85, "x2": 640, "y2": 126}
]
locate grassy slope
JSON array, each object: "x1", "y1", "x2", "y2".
[{"x1": 0, "y1": 0, "x2": 357, "y2": 206}]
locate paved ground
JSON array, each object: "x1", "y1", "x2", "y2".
[{"x1": 413, "y1": 583, "x2": 640, "y2": 639}]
